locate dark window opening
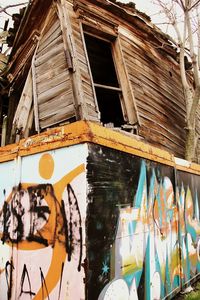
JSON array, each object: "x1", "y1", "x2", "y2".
[{"x1": 84, "y1": 33, "x2": 124, "y2": 127}]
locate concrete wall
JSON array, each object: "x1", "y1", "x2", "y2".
[
  {"x1": 0, "y1": 144, "x2": 87, "y2": 299},
  {"x1": 0, "y1": 138, "x2": 200, "y2": 300},
  {"x1": 87, "y1": 144, "x2": 200, "y2": 300}
]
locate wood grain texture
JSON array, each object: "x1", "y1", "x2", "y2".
[
  {"x1": 120, "y1": 33, "x2": 186, "y2": 158},
  {"x1": 35, "y1": 11, "x2": 75, "y2": 129}
]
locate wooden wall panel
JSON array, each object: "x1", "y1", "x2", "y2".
[
  {"x1": 35, "y1": 12, "x2": 75, "y2": 129},
  {"x1": 68, "y1": 8, "x2": 99, "y2": 121},
  {"x1": 120, "y1": 33, "x2": 186, "y2": 158}
]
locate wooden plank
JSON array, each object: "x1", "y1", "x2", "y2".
[
  {"x1": 34, "y1": 7, "x2": 76, "y2": 130},
  {"x1": 37, "y1": 70, "x2": 70, "y2": 94},
  {"x1": 12, "y1": 69, "x2": 33, "y2": 137},
  {"x1": 40, "y1": 102, "x2": 74, "y2": 120},
  {"x1": 37, "y1": 27, "x2": 62, "y2": 55},
  {"x1": 126, "y1": 64, "x2": 185, "y2": 111},
  {"x1": 40, "y1": 109, "x2": 75, "y2": 129},
  {"x1": 38, "y1": 19, "x2": 61, "y2": 51},
  {"x1": 137, "y1": 105, "x2": 185, "y2": 141},
  {"x1": 35, "y1": 52, "x2": 66, "y2": 75},
  {"x1": 39, "y1": 90, "x2": 74, "y2": 116},
  {"x1": 139, "y1": 124, "x2": 185, "y2": 157},
  {"x1": 112, "y1": 36, "x2": 140, "y2": 125},
  {"x1": 35, "y1": 43, "x2": 64, "y2": 67},
  {"x1": 36, "y1": 35, "x2": 63, "y2": 58},
  {"x1": 57, "y1": 0, "x2": 88, "y2": 119},
  {"x1": 24, "y1": 106, "x2": 34, "y2": 138},
  {"x1": 94, "y1": 83, "x2": 122, "y2": 92},
  {"x1": 32, "y1": 43, "x2": 40, "y2": 133},
  {"x1": 123, "y1": 52, "x2": 184, "y2": 95},
  {"x1": 37, "y1": 80, "x2": 71, "y2": 104},
  {"x1": 136, "y1": 83, "x2": 186, "y2": 118},
  {"x1": 36, "y1": 63, "x2": 69, "y2": 84},
  {"x1": 139, "y1": 121, "x2": 185, "y2": 149},
  {"x1": 121, "y1": 35, "x2": 175, "y2": 73},
  {"x1": 120, "y1": 37, "x2": 184, "y2": 97}
]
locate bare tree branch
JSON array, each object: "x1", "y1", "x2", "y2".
[
  {"x1": 197, "y1": 6, "x2": 200, "y2": 69},
  {"x1": 155, "y1": 0, "x2": 200, "y2": 161},
  {"x1": 189, "y1": 0, "x2": 200, "y2": 11},
  {"x1": 0, "y1": 2, "x2": 28, "y2": 14}
]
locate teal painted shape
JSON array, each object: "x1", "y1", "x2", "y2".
[
  {"x1": 185, "y1": 234, "x2": 191, "y2": 282},
  {"x1": 186, "y1": 224, "x2": 196, "y2": 240},
  {"x1": 124, "y1": 270, "x2": 142, "y2": 287},
  {"x1": 197, "y1": 260, "x2": 200, "y2": 272},
  {"x1": 155, "y1": 249, "x2": 164, "y2": 298},
  {"x1": 172, "y1": 243, "x2": 180, "y2": 289},
  {"x1": 131, "y1": 160, "x2": 147, "y2": 234},
  {"x1": 145, "y1": 235, "x2": 151, "y2": 300},
  {"x1": 149, "y1": 168, "x2": 156, "y2": 210},
  {"x1": 179, "y1": 183, "x2": 185, "y2": 207},
  {"x1": 157, "y1": 183, "x2": 162, "y2": 227},
  {"x1": 165, "y1": 249, "x2": 172, "y2": 295},
  {"x1": 173, "y1": 275, "x2": 180, "y2": 289},
  {"x1": 135, "y1": 160, "x2": 147, "y2": 208}
]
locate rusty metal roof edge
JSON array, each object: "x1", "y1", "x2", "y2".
[{"x1": 0, "y1": 121, "x2": 199, "y2": 174}]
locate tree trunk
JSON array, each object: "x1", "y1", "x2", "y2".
[{"x1": 185, "y1": 127, "x2": 196, "y2": 161}]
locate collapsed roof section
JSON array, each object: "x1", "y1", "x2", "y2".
[{"x1": 5, "y1": 0, "x2": 178, "y2": 87}]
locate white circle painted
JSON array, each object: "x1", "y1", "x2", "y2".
[
  {"x1": 151, "y1": 272, "x2": 161, "y2": 300},
  {"x1": 99, "y1": 279, "x2": 129, "y2": 300}
]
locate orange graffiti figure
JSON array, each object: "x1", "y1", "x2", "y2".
[{"x1": 0, "y1": 153, "x2": 85, "y2": 299}]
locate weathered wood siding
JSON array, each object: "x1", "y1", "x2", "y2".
[
  {"x1": 9, "y1": 0, "x2": 199, "y2": 161},
  {"x1": 35, "y1": 11, "x2": 75, "y2": 129},
  {"x1": 67, "y1": 3, "x2": 99, "y2": 121},
  {"x1": 119, "y1": 30, "x2": 186, "y2": 158},
  {"x1": 69, "y1": 0, "x2": 188, "y2": 158}
]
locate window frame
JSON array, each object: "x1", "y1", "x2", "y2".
[
  {"x1": 75, "y1": 0, "x2": 139, "y2": 126},
  {"x1": 80, "y1": 22, "x2": 139, "y2": 127}
]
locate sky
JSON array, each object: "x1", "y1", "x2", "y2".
[
  {"x1": 0, "y1": 0, "x2": 158, "y2": 28},
  {"x1": 0, "y1": 0, "x2": 28, "y2": 29},
  {"x1": 0, "y1": 0, "x2": 178, "y2": 41}
]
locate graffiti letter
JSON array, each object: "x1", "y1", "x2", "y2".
[
  {"x1": 61, "y1": 184, "x2": 82, "y2": 271},
  {"x1": 5, "y1": 260, "x2": 14, "y2": 299},
  {"x1": 20, "y1": 264, "x2": 35, "y2": 298},
  {"x1": 40, "y1": 267, "x2": 50, "y2": 300}
]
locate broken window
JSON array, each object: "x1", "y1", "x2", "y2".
[{"x1": 84, "y1": 33, "x2": 125, "y2": 127}]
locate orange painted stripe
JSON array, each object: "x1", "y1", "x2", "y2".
[{"x1": 0, "y1": 121, "x2": 199, "y2": 175}]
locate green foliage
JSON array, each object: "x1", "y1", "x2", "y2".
[{"x1": 184, "y1": 283, "x2": 200, "y2": 300}]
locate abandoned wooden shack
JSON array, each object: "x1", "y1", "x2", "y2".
[{"x1": 0, "y1": 0, "x2": 199, "y2": 161}]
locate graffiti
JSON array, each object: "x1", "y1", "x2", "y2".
[
  {"x1": 1, "y1": 143, "x2": 200, "y2": 299},
  {"x1": 97, "y1": 161, "x2": 180, "y2": 300},
  {"x1": 86, "y1": 145, "x2": 200, "y2": 300},
  {"x1": 102, "y1": 261, "x2": 109, "y2": 276},
  {"x1": 5, "y1": 260, "x2": 14, "y2": 299},
  {"x1": 4, "y1": 261, "x2": 64, "y2": 300},
  {"x1": 0, "y1": 146, "x2": 87, "y2": 300},
  {"x1": 39, "y1": 267, "x2": 50, "y2": 300},
  {"x1": 20, "y1": 264, "x2": 36, "y2": 297},
  {"x1": 61, "y1": 184, "x2": 83, "y2": 271},
  {"x1": 1, "y1": 185, "x2": 51, "y2": 245},
  {"x1": 0, "y1": 183, "x2": 82, "y2": 260}
]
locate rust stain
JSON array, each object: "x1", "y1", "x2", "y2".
[{"x1": 0, "y1": 121, "x2": 199, "y2": 175}]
